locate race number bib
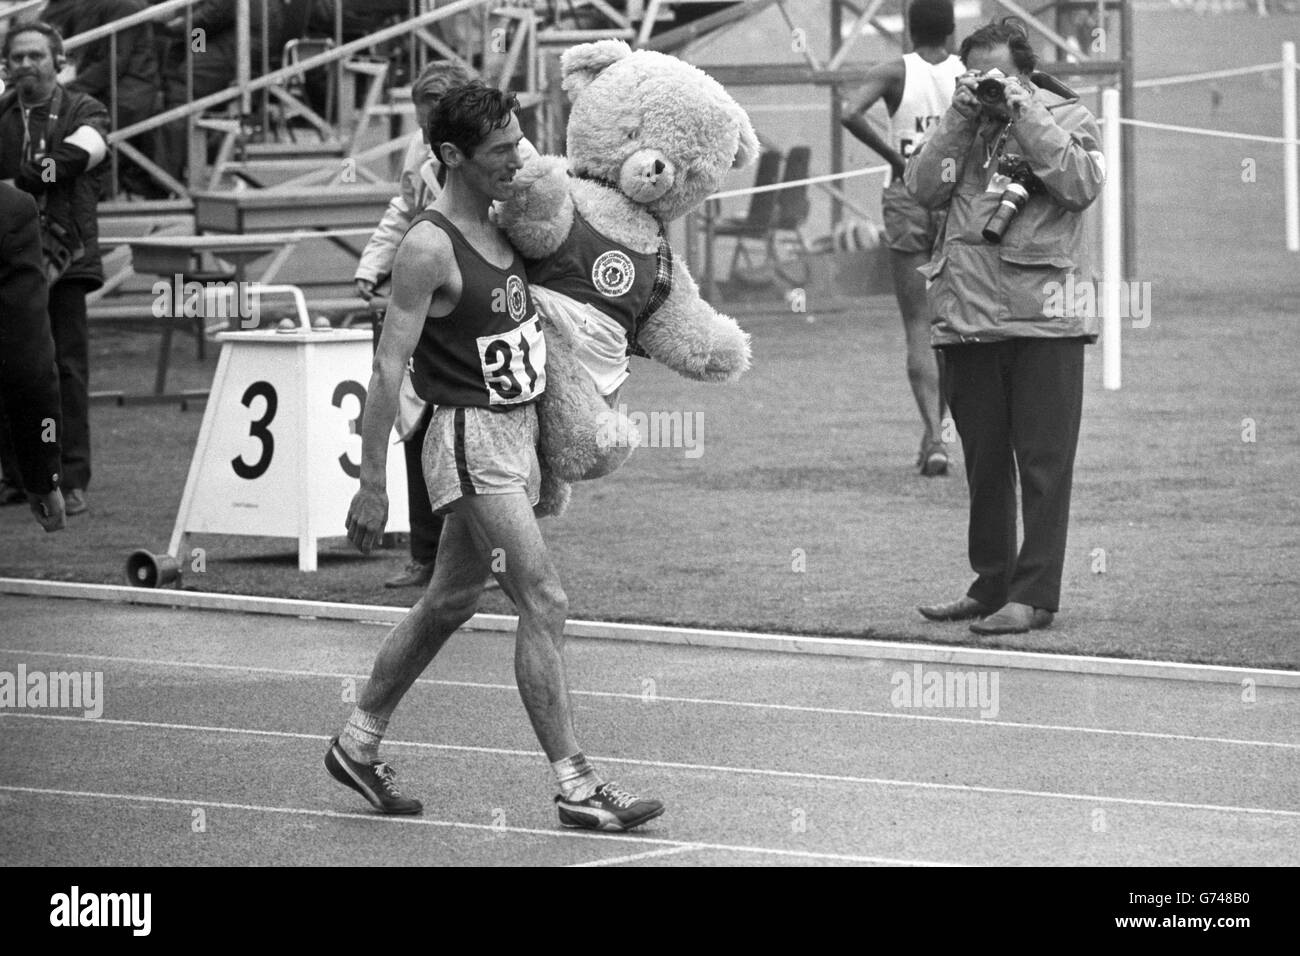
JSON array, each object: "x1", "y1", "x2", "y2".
[{"x1": 477, "y1": 317, "x2": 546, "y2": 405}]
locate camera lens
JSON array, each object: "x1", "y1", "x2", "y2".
[
  {"x1": 975, "y1": 78, "x2": 1005, "y2": 106},
  {"x1": 982, "y1": 183, "x2": 1030, "y2": 243}
]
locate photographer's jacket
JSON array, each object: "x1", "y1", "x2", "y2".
[
  {"x1": 0, "y1": 182, "x2": 62, "y2": 495},
  {"x1": 0, "y1": 86, "x2": 110, "y2": 288},
  {"x1": 904, "y1": 78, "x2": 1104, "y2": 345}
]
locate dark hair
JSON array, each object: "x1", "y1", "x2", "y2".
[
  {"x1": 410, "y1": 60, "x2": 480, "y2": 115},
  {"x1": 959, "y1": 17, "x2": 1039, "y2": 74},
  {"x1": 908, "y1": 0, "x2": 955, "y2": 47},
  {"x1": 425, "y1": 83, "x2": 519, "y2": 163},
  {"x1": 2, "y1": 21, "x2": 65, "y2": 60}
]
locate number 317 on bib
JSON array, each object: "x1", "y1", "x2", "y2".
[{"x1": 477, "y1": 318, "x2": 547, "y2": 405}]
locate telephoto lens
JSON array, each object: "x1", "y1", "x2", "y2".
[{"x1": 982, "y1": 182, "x2": 1031, "y2": 243}]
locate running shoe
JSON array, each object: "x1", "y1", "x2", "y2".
[
  {"x1": 324, "y1": 736, "x2": 423, "y2": 814},
  {"x1": 555, "y1": 782, "x2": 665, "y2": 832}
]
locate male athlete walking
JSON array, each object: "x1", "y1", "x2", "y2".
[
  {"x1": 842, "y1": 0, "x2": 964, "y2": 476},
  {"x1": 325, "y1": 84, "x2": 664, "y2": 832}
]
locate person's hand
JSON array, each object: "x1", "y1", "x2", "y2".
[
  {"x1": 1003, "y1": 76, "x2": 1033, "y2": 120},
  {"x1": 952, "y1": 73, "x2": 982, "y2": 119},
  {"x1": 345, "y1": 485, "x2": 387, "y2": 553},
  {"x1": 28, "y1": 488, "x2": 66, "y2": 533},
  {"x1": 355, "y1": 278, "x2": 376, "y2": 302}
]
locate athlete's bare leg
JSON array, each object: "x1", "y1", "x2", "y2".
[
  {"x1": 891, "y1": 248, "x2": 945, "y2": 456},
  {"x1": 456, "y1": 491, "x2": 578, "y2": 760},
  {"x1": 337, "y1": 514, "x2": 491, "y2": 761}
]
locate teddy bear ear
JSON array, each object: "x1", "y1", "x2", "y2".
[
  {"x1": 731, "y1": 113, "x2": 761, "y2": 170},
  {"x1": 560, "y1": 40, "x2": 633, "y2": 102}
]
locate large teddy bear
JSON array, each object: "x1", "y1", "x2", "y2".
[{"x1": 498, "y1": 40, "x2": 758, "y2": 515}]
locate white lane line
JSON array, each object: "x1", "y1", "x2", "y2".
[
  {"x1": 568, "y1": 845, "x2": 706, "y2": 867},
  {"x1": 4, "y1": 647, "x2": 1295, "y2": 751},
  {"x1": 0, "y1": 785, "x2": 951, "y2": 867},
  {"x1": 5, "y1": 712, "x2": 1298, "y2": 819}
]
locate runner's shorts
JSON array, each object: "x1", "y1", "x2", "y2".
[
  {"x1": 882, "y1": 178, "x2": 947, "y2": 254},
  {"x1": 422, "y1": 403, "x2": 541, "y2": 515}
]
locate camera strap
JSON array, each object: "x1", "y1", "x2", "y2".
[{"x1": 982, "y1": 120, "x2": 1011, "y2": 170}]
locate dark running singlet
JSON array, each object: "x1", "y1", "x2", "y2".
[
  {"x1": 407, "y1": 209, "x2": 546, "y2": 409},
  {"x1": 523, "y1": 208, "x2": 659, "y2": 340}
]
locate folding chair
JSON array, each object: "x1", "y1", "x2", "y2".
[
  {"x1": 711, "y1": 148, "x2": 783, "y2": 283},
  {"x1": 769, "y1": 145, "x2": 813, "y2": 287}
]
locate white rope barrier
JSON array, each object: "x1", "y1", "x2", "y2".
[
  {"x1": 1118, "y1": 117, "x2": 1290, "y2": 144},
  {"x1": 708, "y1": 163, "x2": 890, "y2": 201},
  {"x1": 1132, "y1": 61, "x2": 1283, "y2": 89}
]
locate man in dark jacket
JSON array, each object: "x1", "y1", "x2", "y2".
[
  {"x1": 43, "y1": 0, "x2": 163, "y2": 198},
  {"x1": 0, "y1": 177, "x2": 66, "y2": 531},
  {"x1": 0, "y1": 22, "x2": 110, "y2": 517}
]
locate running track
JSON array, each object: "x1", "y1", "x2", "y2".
[{"x1": 1, "y1": 594, "x2": 1296, "y2": 867}]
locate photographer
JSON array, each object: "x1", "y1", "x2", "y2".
[
  {"x1": 905, "y1": 18, "x2": 1104, "y2": 635},
  {"x1": 0, "y1": 22, "x2": 110, "y2": 517},
  {"x1": 0, "y1": 175, "x2": 66, "y2": 532}
]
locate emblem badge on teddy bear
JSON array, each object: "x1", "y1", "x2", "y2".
[
  {"x1": 498, "y1": 40, "x2": 759, "y2": 517},
  {"x1": 592, "y1": 250, "x2": 635, "y2": 297}
]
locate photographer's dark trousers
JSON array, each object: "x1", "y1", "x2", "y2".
[
  {"x1": 0, "y1": 278, "x2": 93, "y2": 493},
  {"x1": 404, "y1": 407, "x2": 442, "y2": 566},
  {"x1": 941, "y1": 337, "x2": 1086, "y2": 613}
]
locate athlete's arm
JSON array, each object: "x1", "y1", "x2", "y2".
[
  {"x1": 840, "y1": 60, "x2": 906, "y2": 177},
  {"x1": 346, "y1": 222, "x2": 450, "y2": 553}
]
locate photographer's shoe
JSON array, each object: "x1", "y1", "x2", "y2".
[
  {"x1": 64, "y1": 488, "x2": 87, "y2": 516},
  {"x1": 555, "y1": 782, "x2": 664, "y2": 832},
  {"x1": 384, "y1": 560, "x2": 434, "y2": 589},
  {"x1": 918, "y1": 596, "x2": 990, "y2": 622},
  {"x1": 324, "y1": 737, "x2": 422, "y2": 814},
  {"x1": 969, "y1": 602, "x2": 1054, "y2": 635}
]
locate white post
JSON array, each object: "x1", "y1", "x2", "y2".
[
  {"x1": 1102, "y1": 87, "x2": 1122, "y2": 390},
  {"x1": 237, "y1": 0, "x2": 252, "y2": 117},
  {"x1": 1283, "y1": 42, "x2": 1298, "y2": 253}
]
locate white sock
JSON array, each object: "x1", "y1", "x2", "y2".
[
  {"x1": 552, "y1": 752, "x2": 602, "y2": 801},
  {"x1": 341, "y1": 708, "x2": 388, "y2": 761}
]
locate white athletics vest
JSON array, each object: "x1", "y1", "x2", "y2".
[{"x1": 890, "y1": 52, "x2": 966, "y2": 182}]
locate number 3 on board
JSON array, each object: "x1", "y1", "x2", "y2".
[{"x1": 230, "y1": 379, "x2": 366, "y2": 481}]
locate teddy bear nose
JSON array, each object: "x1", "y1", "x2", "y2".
[{"x1": 653, "y1": 159, "x2": 665, "y2": 176}]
